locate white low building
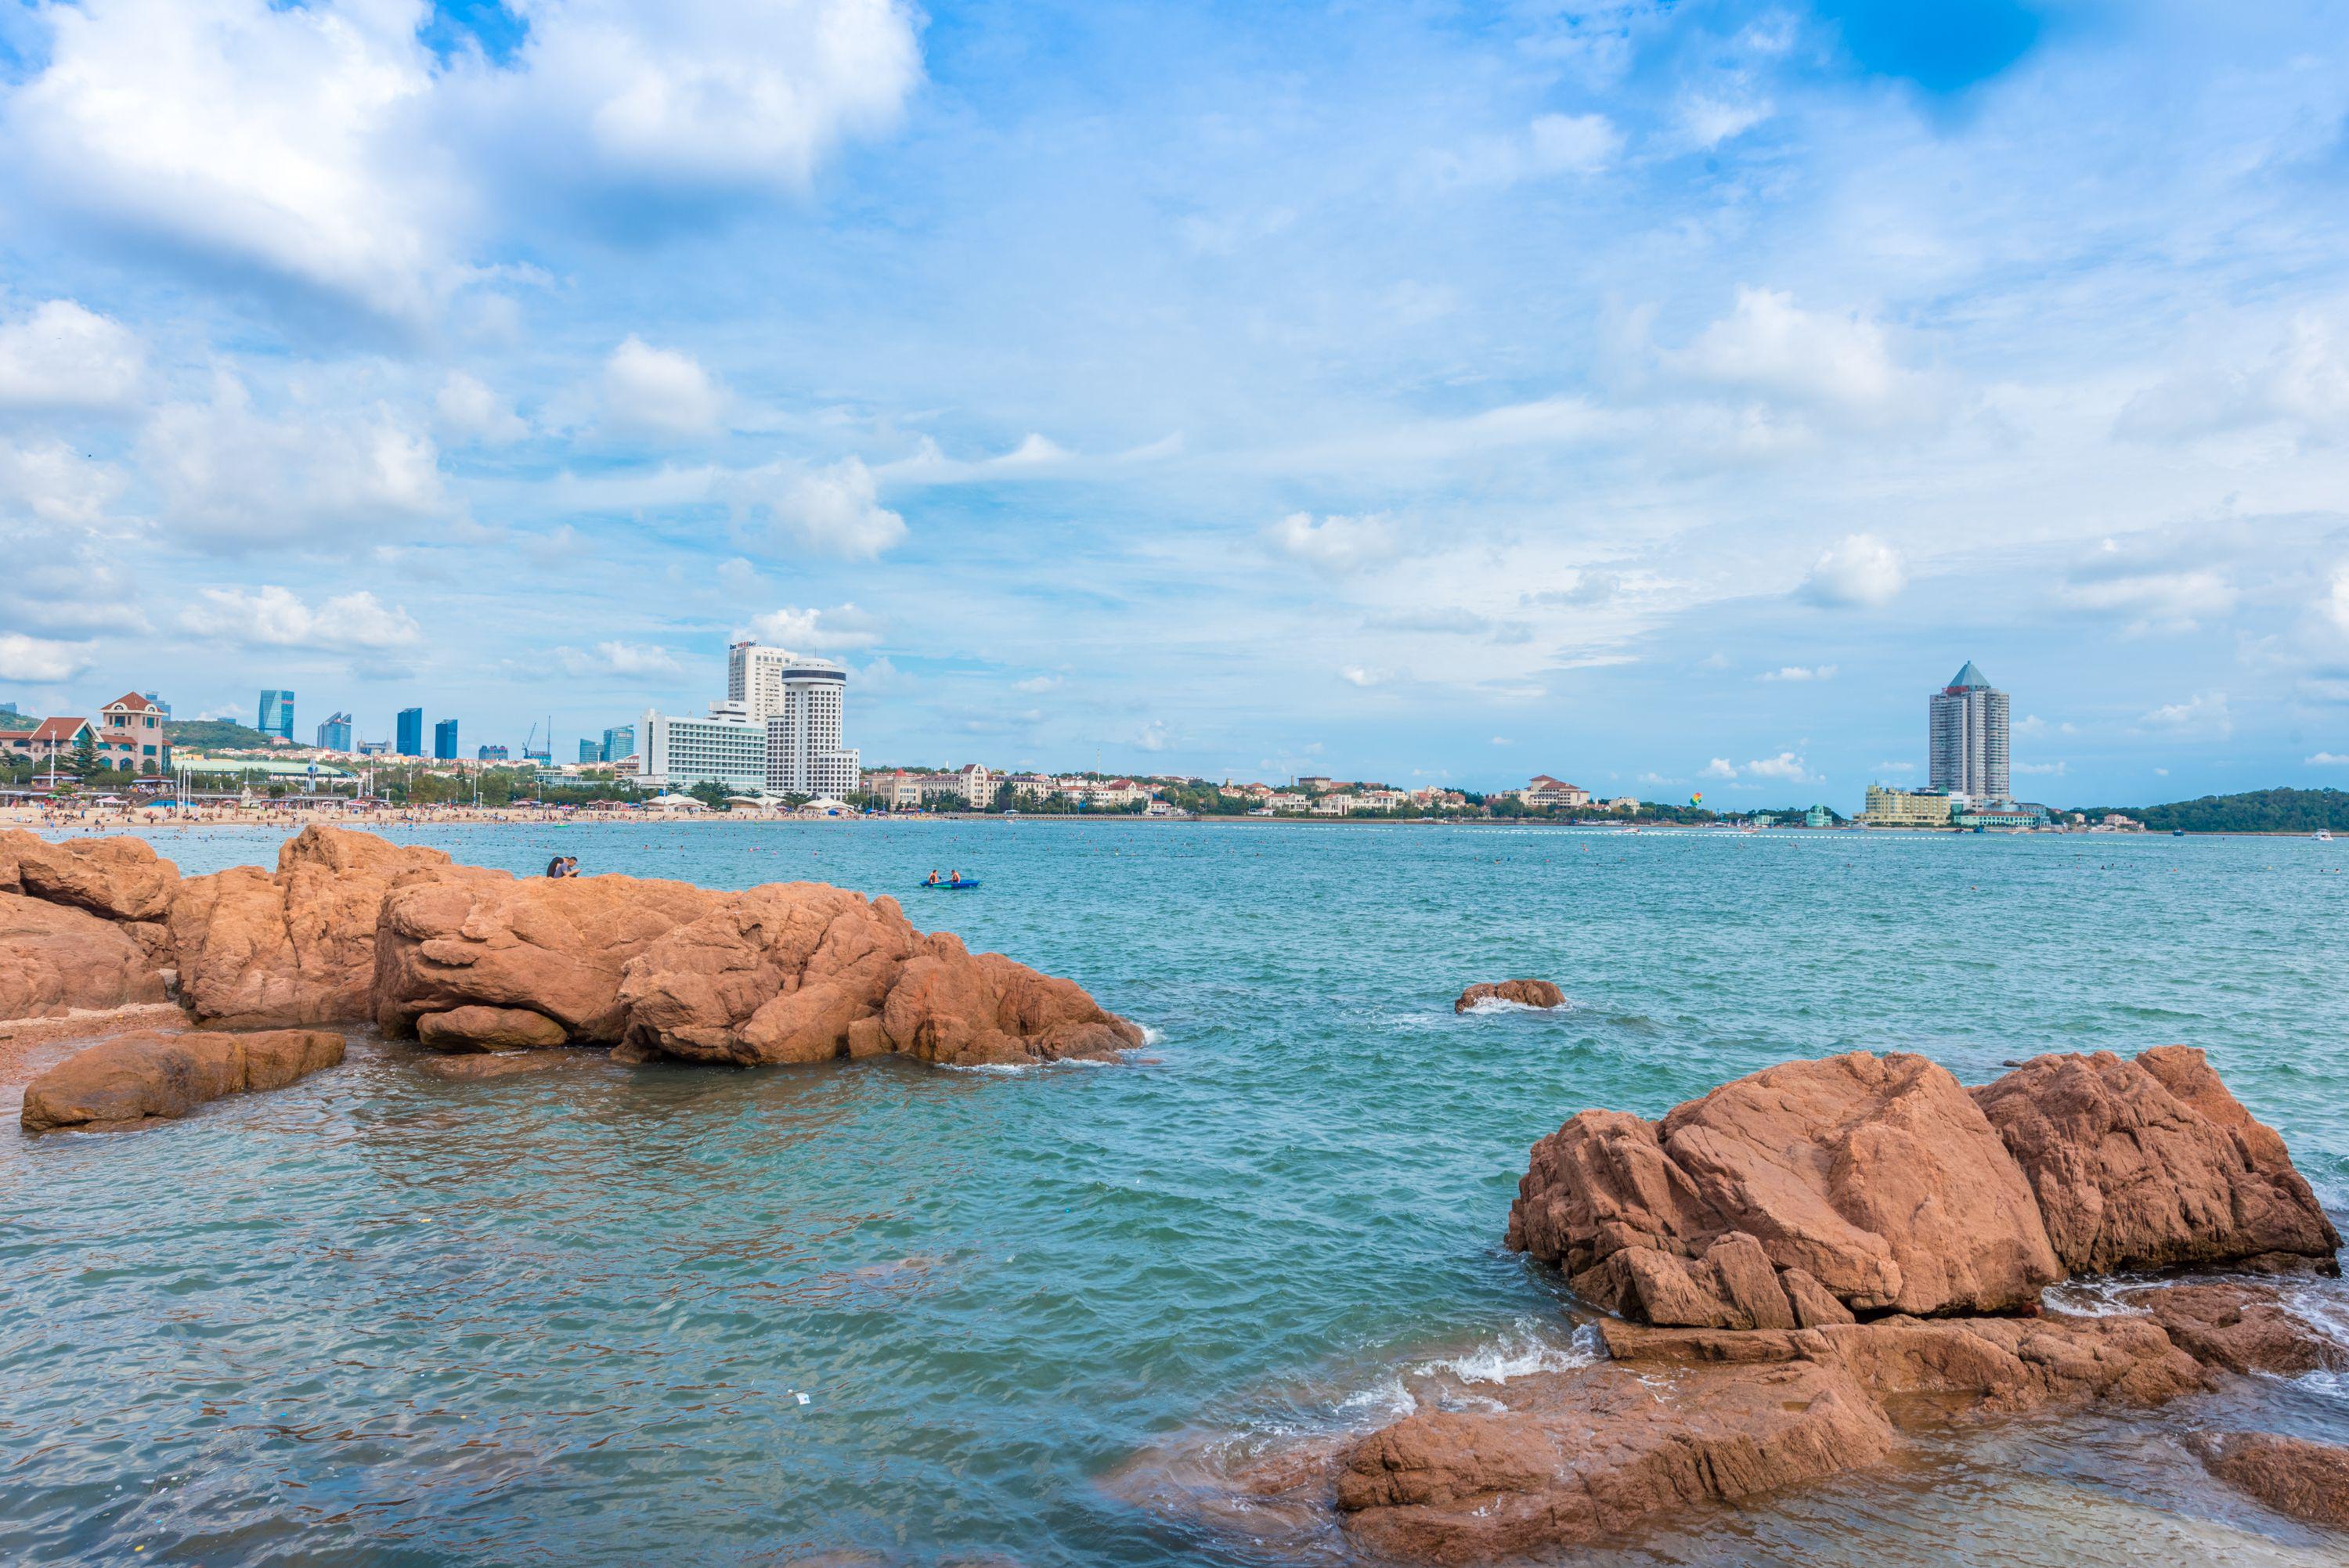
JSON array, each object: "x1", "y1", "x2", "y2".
[{"x1": 640, "y1": 701, "x2": 768, "y2": 792}]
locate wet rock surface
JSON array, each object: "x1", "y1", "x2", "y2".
[
  {"x1": 1452, "y1": 979, "x2": 1565, "y2": 1013},
  {"x1": 416, "y1": 1004, "x2": 572, "y2": 1052},
  {"x1": 21, "y1": 1029, "x2": 345, "y2": 1130},
  {"x1": 2185, "y1": 1430, "x2": 2349, "y2": 1528},
  {"x1": 2129, "y1": 1281, "x2": 2349, "y2": 1377}
]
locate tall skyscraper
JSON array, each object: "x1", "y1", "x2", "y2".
[
  {"x1": 601, "y1": 723, "x2": 635, "y2": 763},
  {"x1": 1929, "y1": 661, "x2": 2010, "y2": 801},
  {"x1": 579, "y1": 737, "x2": 604, "y2": 764},
  {"x1": 395, "y1": 707, "x2": 424, "y2": 756},
  {"x1": 258, "y1": 689, "x2": 294, "y2": 740},
  {"x1": 729, "y1": 641, "x2": 860, "y2": 797},
  {"x1": 316, "y1": 712, "x2": 353, "y2": 751},
  {"x1": 434, "y1": 718, "x2": 460, "y2": 760}
]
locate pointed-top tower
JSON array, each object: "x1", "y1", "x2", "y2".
[{"x1": 1930, "y1": 661, "x2": 2009, "y2": 800}]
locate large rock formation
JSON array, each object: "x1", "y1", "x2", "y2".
[
  {"x1": 20, "y1": 1028, "x2": 345, "y2": 1130},
  {"x1": 2185, "y1": 1431, "x2": 2349, "y2": 1528},
  {"x1": 0, "y1": 828, "x2": 180, "y2": 924},
  {"x1": 0, "y1": 893, "x2": 171, "y2": 1020},
  {"x1": 1329, "y1": 1047, "x2": 2345, "y2": 1563},
  {"x1": 373, "y1": 872, "x2": 721, "y2": 1039},
  {"x1": 381, "y1": 873, "x2": 1145, "y2": 1069},
  {"x1": 171, "y1": 826, "x2": 483, "y2": 1027},
  {"x1": 1454, "y1": 979, "x2": 1564, "y2": 1014},
  {"x1": 1505, "y1": 1052, "x2": 2061, "y2": 1326},
  {"x1": 1973, "y1": 1047, "x2": 2340, "y2": 1276}
]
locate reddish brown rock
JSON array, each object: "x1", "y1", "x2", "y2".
[
  {"x1": 2185, "y1": 1430, "x2": 2349, "y2": 1528},
  {"x1": 415, "y1": 1004, "x2": 571, "y2": 1052},
  {"x1": 2130, "y1": 1281, "x2": 2349, "y2": 1377},
  {"x1": 1599, "y1": 1310, "x2": 2210, "y2": 1412},
  {"x1": 618, "y1": 881, "x2": 1144, "y2": 1067},
  {"x1": 416, "y1": 1048, "x2": 603, "y2": 1081},
  {"x1": 171, "y1": 826, "x2": 484, "y2": 1027},
  {"x1": 1506, "y1": 1052, "x2": 2060, "y2": 1325},
  {"x1": 1453, "y1": 979, "x2": 1565, "y2": 1014},
  {"x1": 373, "y1": 872, "x2": 720, "y2": 1039},
  {"x1": 0, "y1": 828, "x2": 179, "y2": 923},
  {"x1": 1335, "y1": 1355, "x2": 1895, "y2": 1563},
  {"x1": 20, "y1": 1028, "x2": 344, "y2": 1130},
  {"x1": 1972, "y1": 1048, "x2": 2340, "y2": 1277},
  {"x1": 0, "y1": 892, "x2": 171, "y2": 1021}
]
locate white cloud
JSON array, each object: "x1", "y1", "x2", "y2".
[
  {"x1": 180, "y1": 585, "x2": 421, "y2": 649},
  {"x1": 467, "y1": 0, "x2": 924, "y2": 193},
  {"x1": 1014, "y1": 675, "x2": 1063, "y2": 694},
  {"x1": 1340, "y1": 665, "x2": 1387, "y2": 687},
  {"x1": 741, "y1": 603, "x2": 882, "y2": 650},
  {"x1": 0, "y1": 0, "x2": 922, "y2": 323},
  {"x1": 735, "y1": 458, "x2": 906, "y2": 557},
  {"x1": 1873, "y1": 761, "x2": 1916, "y2": 773},
  {"x1": 1802, "y1": 533, "x2": 1906, "y2": 607},
  {"x1": 554, "y1": 640, "x2": 684, "y2": 678},
  {"x1": 1669, "y1": 287, "x2": 1922, "y2": 418},
  {"x1": 1759, "y1": 664, "x2": 1836, "y2": 681},
  {"x1": 603, "y1": 335, "x2": 727, "y2": 435},
  {"x1": 1701, "y1": 757, "x2": 1739, "y2": 780},
  {"x1": 2308, "y1": 752, "x2": 2349, "y2": 766},
  {"x1": 2014, "y1": 760, "x2": 2069, "y2": 777},
  {"x1": 1265, "y1": 511, "x2": 1398, "y2": 574},
  {"x1": 1419, "y1": 112, "x2": 1622, "y2": 189},
  {"x1": 2326, "y1": 567, "x2": 2349, "y2": 634},
  {"x1": 141, "y1": 377, "x2": 446, "y2": 546},
  {"x1": 2136, "y1": 693, "x2": 2232, "y2": 738},
  {"x1": 435, "y1": 370, "x2": 529, "y2": 444},
  {"x1": 0, "y1": 437, "x2": 128, "y2": 526},
  {"x1": 1743, "y1": 751, "x2": 1811, "y2": 781},
  {"x1": 1678, "y1": 95, "x2": 1770, "y2": 149},
  {"x1": 0, "y1": 632, "x2": 93, "y2": 683},
  {"x1": 0, "y1": 300, "x2": 144, "y2": 409},
  {"x1": 1493, "y1": 736, "x2": 1516, "y2": 747},
  {"x1": 2062, "y1": 541, "x2": 2235, "y2": 633},
  {"x1": 1135, "y1": 719, "x2": 1171, "y2": 752},
  {"x1": 2118, "y1": 314, "x2": 2349, "y2": 443}
]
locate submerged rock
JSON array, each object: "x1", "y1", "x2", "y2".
[
  {"x1": 1453, "y1": 979, "x2": 1564, "y2": 1013},
  {"x1": 1505, "y1": 1051, "x2": 2061, "y2": 1325},
  {"x1": 2131, "y1": 1281, "x2": 2349, "y2": 1377},
  {"x1": 1337, "y1": 1355, "x2": 1894, "y2": 1563},
  {"x1": 415, "y1": 1047, "x2": 604, "y2": 1081},
  {"x1": 20, "y1": 1028, "x2": 344, "y2": 1130},
  {"x1": 2185, "y1": 1430, "x2": 2349, "y2": 1528},
  {"x1": 1973, "y1": 1047, "x2": 2341, "y2": 1277},
  {"x1": 416, "y1": 1004, "x2": 572, "y2": 1052}
]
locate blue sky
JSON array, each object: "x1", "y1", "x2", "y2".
[{"x1": 2, "y1": 0, "x2": 2347, "y2": 806}]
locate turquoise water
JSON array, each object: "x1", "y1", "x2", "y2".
[{"x1": 4, "y1": 820, "x2": 2346, "y2": 1565}]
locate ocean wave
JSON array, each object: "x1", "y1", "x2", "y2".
[
  {"x1": 1409, "y1": 1321, "x2": 1598, "y2": 1385},
  {"x1": 1460, "y1": 997, "x2": 1575, "y2": 1017}
]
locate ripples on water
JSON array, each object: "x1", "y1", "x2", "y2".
[{"x1": 3, "y1": 821, "x2": 2344, "y2": 1564}]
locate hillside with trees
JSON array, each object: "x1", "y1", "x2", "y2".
[
  {"x1": 165, "y1": 718, "x2": 278, "y2": 750},
  {"x1": 2069, "y1": 787, "x2": 2349, "y2": 834}
]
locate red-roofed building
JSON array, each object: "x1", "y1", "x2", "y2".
[
  {"x1": 100, "y1": 692, "x2": 171, "y2": 772},
  {"x1": 1518, "y1": 774, "x2": 1590, "y2": 809}
]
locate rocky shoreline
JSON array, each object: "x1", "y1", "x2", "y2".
[
  {"x1": 1203, "y1": 1047, "x2": 2347, "y2": 1560},
  {"x1": 4, "y1": 824, "x2": 1142, "y2": 1129}
]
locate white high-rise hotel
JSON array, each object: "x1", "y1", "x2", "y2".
[
  {"x1": 730, "y1": 642, "x2": 861, "y2": 798},
  {"x1": 1929, "y1": 660, "x2": 2010, "y2": 801},
  {"x1": 639, "y1": 643, "x2": 861, "y2": 798}
]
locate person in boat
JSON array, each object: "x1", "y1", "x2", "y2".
[
  {"x1": 926, "y1": 870, "x2": 940, "y2": 885},
  {"x1": 947, "y1": 870, "x2": 962, "y2": 885}
]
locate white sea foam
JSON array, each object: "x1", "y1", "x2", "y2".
[
  {"x1": 1140, "y1": 1024, "x2": 1166, "y2": 1045},
  {"x1": 1412, "y1": 1321, "x2": 1597, "y2": 1385},
  {"x1": 1460, "y1": 997, "x2": 1575, "y2": 1017}
]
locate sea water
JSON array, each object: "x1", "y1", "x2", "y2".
[{"x1": 3, "y1": 820, "x2": 2344, "y2": 1564}]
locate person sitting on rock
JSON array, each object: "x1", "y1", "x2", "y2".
[{"x1": 547, "y1": 856, "x2": 565, "y2": 878}]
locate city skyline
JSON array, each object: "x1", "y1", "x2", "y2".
[{"x1": 5, "y1": 3, "x2": 2349, "y2": 802}]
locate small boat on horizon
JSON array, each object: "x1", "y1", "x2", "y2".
[{"x1": 2318, "y1": 828, "x2": 2334, "y2": 842}]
